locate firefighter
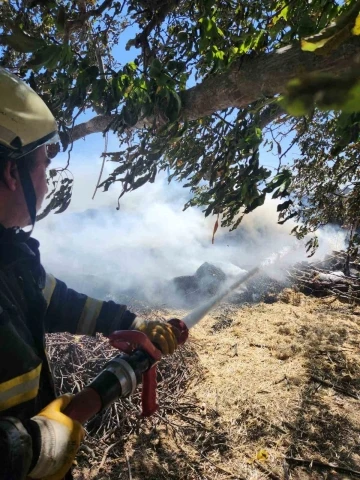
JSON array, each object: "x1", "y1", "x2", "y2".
[{"x1": 0, "y1": 67, "x2": 178, "y2": 480}]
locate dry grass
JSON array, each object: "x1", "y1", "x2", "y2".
[
  {"x1": 278, "y1": 288, "x2": 302, "y2": 306},
  {"x1": 47, "y1": 292, "x2": 360, "y2": 479}
]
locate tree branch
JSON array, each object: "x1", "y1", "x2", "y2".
[
  {"x1": 181, "y1": 37, "x2": 360, "y2": 120},
  {"x1": 136, "y1": 0, "x2": 179, "y2": 43},
  {"x1": 72, "y1": 114, "x2": 115, "y2": 141},
  {"x1": 67, "y1": 0, "x2": 114, "y2": 33},
  {"x1": 87, "y1": 0, "x2": 114, "y2": 18},
  {"x1": 258, "y1": 104, "x2": 286, "y2": 130},
  {"x1": 71, "y1": 37, "x2": 360, "y2": 142},
  {"x1": 133, "y1": 0, "x2": 180, "y2": 68}
]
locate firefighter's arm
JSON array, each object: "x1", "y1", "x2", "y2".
[
  {"x1": 43, "y1": 273, "x2": 136, "y2": 336},
  {"x1": 43, "y1": 274, "x2": 178, "y2": 354},
  {"x1": 0, "y1": 416, "x2": 32, "y2": 480},
  {"x1": 0, "y1": 396, "x2": 83, "y2": 480}
]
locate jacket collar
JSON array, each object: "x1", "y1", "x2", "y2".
[{"x1": 0, "y1": 224, "x2": 40, "y2": 261}]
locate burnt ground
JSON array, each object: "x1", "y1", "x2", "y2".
[{"x1": 48, "y1": 290, "x2": 360, "y2": 479}]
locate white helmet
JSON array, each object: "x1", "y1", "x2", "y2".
[
  {"x1": 0, "y1": 68, "x2": 58, "y2": 228},
  {"x1": 0, "y1": 68, "x2": 58, "y2": 159}
]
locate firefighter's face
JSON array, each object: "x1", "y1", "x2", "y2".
[
  {"x1": 30, "y1": 145, "x2": 50, "y2": 212},
  {"x1": 13, "y1": 145, "x2": 50, "y2": 228},
  {"x1": 0, "y1": 145, "x2": 51, "y2": 229}
]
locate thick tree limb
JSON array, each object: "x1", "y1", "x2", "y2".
[
  {"x1": 71, "y1": 37, "x2": 360, "y2": 142},
  {"x1": 258, "y1": 104, "x2": 287, "y2": 129},
  {"x1": 71, "y1": 114, "x2": 116, "y2": 141},
  {"x1": 181, "y1": 37, "x2": 360, "y2": 120}
]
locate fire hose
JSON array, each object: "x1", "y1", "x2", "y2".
[
  {"x1": 63, "y1": 267, "x2": 260, "y2": 424},
  {"x1": 63, "y1": 318, "x2": 189, "y2": 422}
]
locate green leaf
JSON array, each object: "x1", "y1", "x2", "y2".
[
  {"x1": 27, "y1": 44, "x2": 63, "y2": 70},
  {"x1": 352, "y1": 14, "x2": 360, "y2": 34},
  {"x1": 123, "y1": 106, "x2": 138, "y2": 126},
  {"x1": 278, "y1": 211, "x2": 297, "y2": 225},
  {"x1": 245, "y1": 193, "x2": 266, "y2": 213},
  {"x1": 277, "y1": 199, "x2": 293, "y2": 212},
  {"x1": 272, "y1": 5, "x2": 289, "y2": 25},
  {"x1": 282, "y1": 72, "x2": 360, "y2": 115},
  {"x1": 127, "y1": 61, "x2": 137, "y2": 71},
  {"x1": 301, "y1": 0, "x2": 360, "y2": 54},
  {"x1": 341, "y1": 81, "x2": 360, "y2": 112},
  {"x1": 167, "y1": 60, "x2": 186, "y2": 72},
  {"x1": 0, "y1": 24, "x2": 46, "y2": 53},
  {"x1": 177, "y1": 31, "x2": 188, "y2": 42}
]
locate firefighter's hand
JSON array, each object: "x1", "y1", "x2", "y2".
[
  {"x1": 28, "y1": 395, "x2": 84, "y2": 480},
  {"x1": 131, "y1": 318, "x2": 178, "y2": 355}
]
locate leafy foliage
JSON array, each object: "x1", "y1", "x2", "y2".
[
  {"x1": 300, "y1": 0, "x2": 360, "y2": 53},
  {"x1": 281, "y1": 72, "x2": 360, "y2": 116},
  {"x1": 36, "y1": 168, "x2": 74, "y2": 221},
  {"x1": 1, "y1": 0, "x2": 360, "y2": 253},
  {"x1": 277, "y1": 111, "x2": 360, "y2": 256}
]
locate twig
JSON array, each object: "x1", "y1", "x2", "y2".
[
  {"x1": 249, "y1": 342, "x2": 272, "y2": 349},
  {"x1": 285, "y1": 456, "x2": 360, "y2": 477},
  {"x1": 92, "y1": 132, "x2": 108, "y2": 199},
  {"x1": 310, "y1": 375, "x2": 359, "y2": 400},
  {"x1": 283, "y1": 459, "x2": 291, "y2": 480},
  {"x1": 314, "y1": 347, "x2": 354, "y2": 355},
  {"x1": 92, "y1": 439, "x2": 121, "y2": 475},
  {"x1": 274, "y1": 375, "x2": 287, "y2": 385},
  {"x1": 270, "y1": 422, "x2": 288, "y2": 435},
  {"x1": 125, "y1": 451, "x2": 133, "y2": 480}
]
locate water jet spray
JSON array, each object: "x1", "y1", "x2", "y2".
[{"x1": 183, "y1": 266, "x2": 260, "y2": 328}]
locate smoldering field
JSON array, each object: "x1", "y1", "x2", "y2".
[
  {"x1": 40, "y1": 165, "x2": 360, "y2": 480},
  {"x1": 36, "y1": 165, "x2": 345, "y2": 308}
]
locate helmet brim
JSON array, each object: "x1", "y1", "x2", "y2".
[{"x1": 3, "y1": 130, "x2": 59, "y2": 160}]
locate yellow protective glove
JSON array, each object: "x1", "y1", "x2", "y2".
[
  {"x1": 131, "y1": 318, "x2": 178, "y2": 355},
  {"x1": 28, "y1": 395, "x2": 84, "y2": 480}
]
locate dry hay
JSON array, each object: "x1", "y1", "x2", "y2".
[{"x1": 181, "y1": 295, "x2": 360, "y2": 479}]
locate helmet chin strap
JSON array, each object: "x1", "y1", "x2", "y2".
[{"x1": 16, "y1": 161, "x2": 37, "y2": 231}]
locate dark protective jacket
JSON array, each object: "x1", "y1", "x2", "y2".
[{"x1": 0, "y1": 225, "x2": 136, "y2": 479}]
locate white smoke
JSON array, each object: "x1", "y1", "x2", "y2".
[{"x1": 35, "y1": 155, "x2": 346, "y2": 306}]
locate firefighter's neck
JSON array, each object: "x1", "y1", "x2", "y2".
[{"x1": 0, "y1": 185, "x2": 31, "y2": 229}]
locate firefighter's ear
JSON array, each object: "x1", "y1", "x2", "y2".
[{"x1": 3, "y1": 160, "x2": 18, "y2": 191}]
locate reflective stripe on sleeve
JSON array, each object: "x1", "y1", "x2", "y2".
[
  {"x1": 76, "y1": 297, "x2": 103, "y2": 335},
  {"x1": 42, "y1": 273, "x2": 57, "y2": 307},
  {"x1": 0, "y1": 364, "x2": 42, "y2": 412}
]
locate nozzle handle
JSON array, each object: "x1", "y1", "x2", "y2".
[{"x1": 140, "y1": 318, "x2": 189, "y2": 417}]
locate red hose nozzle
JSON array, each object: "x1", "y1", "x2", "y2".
[{"x1": 168, "y1": 318, "x2": 189, "y2": 346}]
